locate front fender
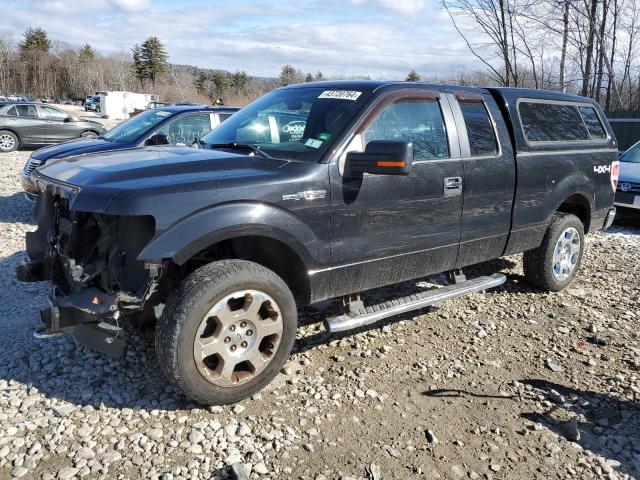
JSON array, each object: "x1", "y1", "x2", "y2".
[{"x1": 137, "y1": 202, "x2": 323, "y2": 267}]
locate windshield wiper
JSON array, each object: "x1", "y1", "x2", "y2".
[{"x1": 208, "y1": 142, "x2": 274, "y2": 159}]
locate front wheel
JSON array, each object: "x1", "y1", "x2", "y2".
[
  {"x1": 523, "y1": 213, "x2": 585, "y2": 291},
  {"x1": 0, "y1": 130, "x2": 19, "y2": 152},
  {"x1": 81, "y1": 130, "x2": 98, "y2": 138},
  {"x1": 156, "y1": 260, "x2": 297, "y2": 405}
]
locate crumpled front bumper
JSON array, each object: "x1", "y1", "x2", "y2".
[{"x1": 28, "y1": 282, "x2": 128, "y2": 357}]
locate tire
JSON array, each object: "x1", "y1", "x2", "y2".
[
  {"x1": 156, "y1": 260, "x2": 297, "y2": 405},
  {"x1": 523, "y1": 212, "x2": 585, "y2": 291},
  {"x1": 0, "y1": 130, "x2": 19, "y2": 152},
  {"x1": 81, "y1": 130, "x2": 98, "y2": 138}
]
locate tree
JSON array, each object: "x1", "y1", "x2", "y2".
[
  {"x1": 139, "y1": 36, "x2": 168, "y2": 86},
  {"x1": 314, "y1": 71, "x2": 325, "y2": 81},
  {"x1": 20, "y1": 27, "x2": 50, "y2": 53},
  {"x1": 279, "y1": 64, "x2": 299, "y2": 85},
  {"x1": 79, "y1": 43, "x2": 95, "y2": 61},
  {"x1": 305, "y1": 72, "x2": 314, "y2": 82},
  {"x1": 406, "y1": 70, "x2": 421, "y2": 81},
  {"x1": 194, "y1": 70, "x2": 208, "y2": 94},
  {"x1": 230, "y1": 70, "x2": 249, "y2": 94},
  {"x1": 208, "y1": 71, "x2": 229, "y2": 102},
  {"x1": 131, "y1": 44, "x2": 146, "y2": 86}
]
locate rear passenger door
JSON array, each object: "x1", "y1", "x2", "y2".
[
  {"x1": 449, "y1": 92, "x2": 516, "y2": 267},
  {"x1": 5, "y1": 104, "x2": 45, "y2": 143},
  {"x1": 329, "y1": 90, "x2": 464, "y2": 295},
  {"x1": 39, "y1": 105, "x2": 76, "y2": 143}
]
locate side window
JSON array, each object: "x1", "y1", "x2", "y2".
[
  {"x1": 5, "y1": 106, "x2": 18, "y2": 117},
  {"x1": 518, "y1": 102, "x2": 589, "y2": 142},
  {"x1": 218, "y1": 113, "x2": 232, "y2": 123},
  {"x1": 578, "y1": 106, "x2": 607, "y2": 139},
  {"x1": 157, "y1": 114, "x2": 212, "y2": 145},
  {"x1": 363, "y1": 100, "x2": 449, "y2": 160},
  {"x1": 40, "y1": 105, "x2": 68, "y2": 120},
  {"x1": 459, "y1": 101, "x2": 498, "y2": 156},
  {"x1": 16, "y1": 105, "x2": 38, "y2": 118}
]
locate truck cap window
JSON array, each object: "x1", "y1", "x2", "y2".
[
  {"x1": 519, "y1": 101, "x2": 590, "y2": 142},
  {"x1": 459, "y1": 101, "x2": 498, "y2": 156},
  {"x1": 578, "y1": 106, "x2": 607, "y2": 139},
  {"x1": 363, "y1": 100, "x2": 449, "y2": 160},
  {"x1": 201, "y1": 87, "x2": 372, "y2": 162}
]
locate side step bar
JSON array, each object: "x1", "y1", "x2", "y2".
[{"x1": 325, "y1": 273, "x2": 506, "y2": 333}]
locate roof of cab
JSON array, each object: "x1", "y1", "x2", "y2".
[
  {"x1": 283, "y1": 80, "x2": 598, "y2": 104},
  {"x1": 157, "y1": 105, "x2": 240, "y2": 113}
]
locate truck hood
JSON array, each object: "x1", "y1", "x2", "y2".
[
  {"x1": 31, "y1": 137, "x2": 123, "y2": 162},
  {"x1": 38, "y1": 147, "x2": 289, "y2": 188},
  {"x1": 620, "y1": 161, "x2": 640, "y2": 183}
]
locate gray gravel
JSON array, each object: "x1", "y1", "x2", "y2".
[{"x1": 1, "y1": 149, "x2": 639, "y2": 479}]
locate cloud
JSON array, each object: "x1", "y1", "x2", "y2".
[
  {"x1": 108, "y1": 0, "x2": 152, "y2": 12},
  {"x1": 0, "y1": 0, "x2": 477, "y2": 79},
  {"x1": 349, "y1": 0, "x2": 426, "y2": 15}
]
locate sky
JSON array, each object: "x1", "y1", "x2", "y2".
[{"x1": 1, "y1": 0, "x2": 479, "y2": 80}]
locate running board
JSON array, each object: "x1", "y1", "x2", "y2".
[{"x1": 324, "y1": 273, "x2": 506, "y2": 333}]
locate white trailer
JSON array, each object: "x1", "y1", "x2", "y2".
[{"x1": 97, "y1": 91, "x2": 157, "y2": 119}]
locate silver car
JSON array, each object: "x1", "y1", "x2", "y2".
[{"x1": 614, "y1": 140, "x2": 640, "y2": 214}]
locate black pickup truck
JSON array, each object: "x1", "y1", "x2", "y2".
[{"x1": 18, "y1": 81, "x2": 619, "y2": 405}]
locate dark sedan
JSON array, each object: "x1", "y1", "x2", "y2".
[
  {"x1": 0, "y1": 103, "x2": 106, "y2": 152},
  {"x1": 22, "y1": 105, "x2": 239, "y2": 198}
]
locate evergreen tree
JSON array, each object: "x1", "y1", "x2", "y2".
[
  {"x1": 209, "y1": 71, "x2": 229, "y2": 101},
  {"x1": 305, "y1": 72, "x2": 314, "y2": 82},
  {"x1": 314, "y1": 71, "x2": 325, "y2": 81},
  {"x1": 139, "y1": 36, "x2": 168, "y2": 86},
  {"x1": 279, "y1": 64, "x2": 298, "y2": 85},
  {"x1": 20, "y1": 27, "x2": 50, "y2": 53},
  {"x1": 131, "y1": 44, "x2": 146, "y2": 86},
  {"x1": 406, "y1": 70, "x2": 421, "y2": 81},
  {"x1": 194, "y1": 70, "x2": 208, "y2": 94},
  {"x1": 230, "y1": 70, "x2": 249, "y2": 94},
  {"x1": 79, "y1": 43, "x2": 95, "y2": 61}
]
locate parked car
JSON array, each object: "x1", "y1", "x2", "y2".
[
  {"x1": 614, "y1": 140, "x2": 640, "y2": 215},
  {"x1": 18, "y1": 81, "x2": 618, "y2": 405},
  {"x1": 21, "y1": 105, "x2": 239, "y2": 199},
  {"x1": 0, "y1": 102, "x2": 106, "y2": 153},
  {"x1": 84, "y1": 96, "x2": 101, "y2": 112}
]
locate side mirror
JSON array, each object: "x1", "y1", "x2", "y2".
[
  {"x1": 145, "y1": 133, "x2": 169, "y2": 146},
  {"x1": 64, "y1": 116, "x2": 72, "y2": 122},
  {"x1": 344, "y1": 141, "x2": 413, "y2": 177}
]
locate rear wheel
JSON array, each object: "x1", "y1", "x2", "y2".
[
  {"x1": 0, "y1": 130, "x2": 18, "y2": 152},
  {"x1": 523, "y1": 213, "x2": 584, "y2": 291},
  {"x1": 156, "y1": 260, "x2": 297, "y2": 405},
  {"x1": 81, "y1": 130, "x2": 98, "y2": 138}
]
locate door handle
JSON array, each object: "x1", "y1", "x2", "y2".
[{"x1": 444, "y1": 176, "x2": 462, "y2": 196}]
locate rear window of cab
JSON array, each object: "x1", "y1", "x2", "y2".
[{"x1": 518, "y1": 100, "x2": 607, "y2": 143}]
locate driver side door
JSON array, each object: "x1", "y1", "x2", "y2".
[{"x1": 328, "y1": 90, "x2": 464, "y2": 296}]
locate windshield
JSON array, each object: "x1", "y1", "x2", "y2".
[
  {"x1": 201, "y1": 87, "x2": 372, "y2": 162},
  {"x1": 103, "y1": 109, "x2": 171, "y2": 143},
  {"x1": 621, "y1": 142, "x2": 640, "y2": 164}
]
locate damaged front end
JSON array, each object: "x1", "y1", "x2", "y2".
[{"x1": 17, "y1": 178, "x2": 161, "y2": 357}]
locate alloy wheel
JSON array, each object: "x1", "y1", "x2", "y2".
[
  {"x1": 551, "y1": 227, "x2": 581, "y2": 281},
  {"x1": 193, "y1": 290, "x2": 283, "y2": 387}
]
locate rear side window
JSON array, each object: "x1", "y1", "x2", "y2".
[
  {"x1": 16, "y1": 105, "x2": 37, "y2": 118},
  {"x1": 578, "y1": 106, "x2": 607, "y2": 139},
  {"x1": 363, "y1": 100, "x2": 449, "y2": 160},
  {"x1": 519, "y1": 102, "x2": 589, "y2": 142},
  {"x1": 5, "y1": 106, "x2": 18, "y2": 116},
  {"x1": 459, "y1": 102, "x2": 498, "y2": 156}
]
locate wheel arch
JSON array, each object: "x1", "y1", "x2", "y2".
[
  {"x1": 0, "y1": 128, "x2": 21, "y2": 142},
  {"x1": 555, "y1": 192, "x2": 593, "y2": 233}
]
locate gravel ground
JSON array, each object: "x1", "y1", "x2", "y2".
[{"x1": 1, "y1": 149, "x2": 639, "y2": 480}]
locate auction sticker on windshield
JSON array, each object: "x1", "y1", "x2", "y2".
[{"x1": 318, "y1": 90, "x2": 362, "y2": 101}]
